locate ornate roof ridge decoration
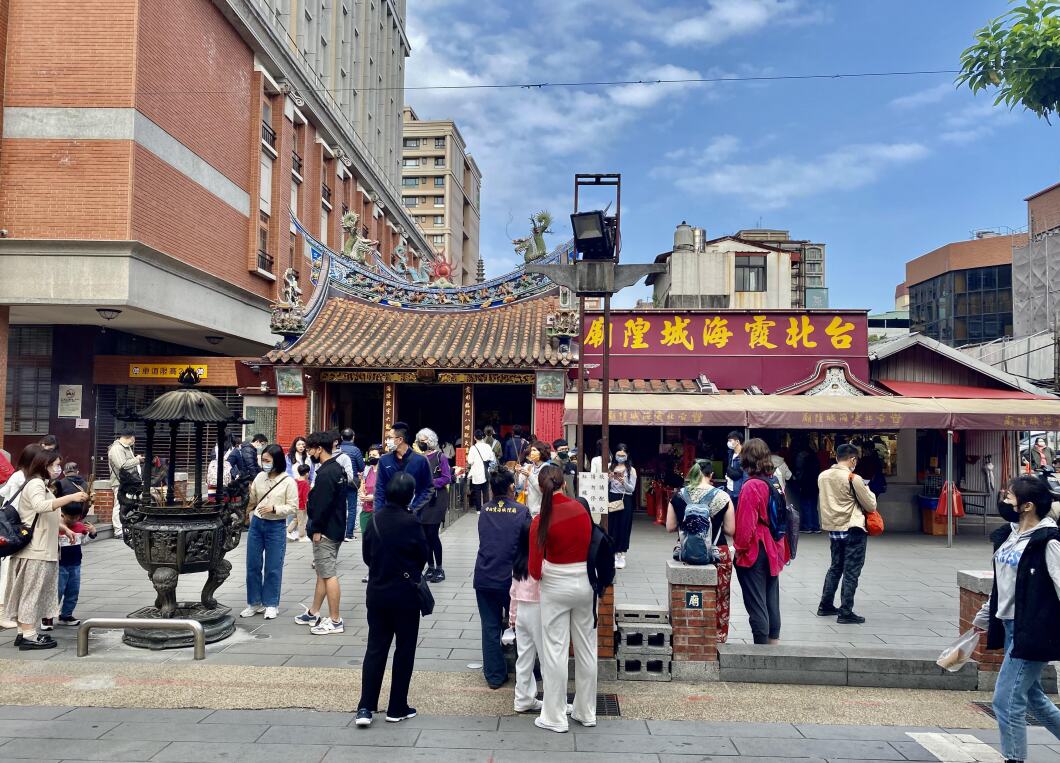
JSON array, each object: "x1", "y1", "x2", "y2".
[
  {"x1": 292, "y1": 214, "x2": 570, "y2": 313},
  {"x1": 776, "y1": 360, "x2": 889, "y2": 397}
]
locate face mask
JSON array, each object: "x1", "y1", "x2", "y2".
[
  {"x1": 254, "y1": 443, "x2": 265, "y2": 453},
  {"x1": 616, "y1": 455, "x2": 628, "y2": 464},
  {"x1": 557, "y1": 451, "x2": 569, "y2": 461},
  {"x1": 260, "y1": 460, "x2": 273, "y2": 472},
  {"x1": 727, "y1": 441, "x2": 736, "y2": 450},
  {"x1": 385, "y1": 438, "x2": 396, "y2": 452},
  {"x1": 417, "y1": 441, "x2": 429, "y2": 451},
  {"x1": 48, "y1": 464, "x2": 63, "y2": 480},
  {"x1": 367, "y1": 456, "x2": 379, "y2": 465},
  {"x1": 998, "y1": 497, "x2": 1021, "y2": 523}
]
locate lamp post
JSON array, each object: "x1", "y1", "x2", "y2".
[{"x1": 526, "y1": 174, "x2": 663, "y2": 500}]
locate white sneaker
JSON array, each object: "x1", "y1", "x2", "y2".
[
  {"x1": 571, "y1": 713, "x2": 597, "y2": 728},
  {"x1": 298, "y1": 536, "x2": 311, "y2": 543},
  {"x1": 287, "y1": 532, "x2": 299, "y2": 541},
  {"x1": 263, "y1": 607, "x2": 279, "y2": 620},
  {"x1": 515, "y1": 699, "x2": 543, "y2": 713},
  {"x1": 240, "y1": 605, "x2": 265, "y2": 618},
  {"x1": 614, "y1": 553, "x2": 626, "y2": 570},
  {"x1": 310, "y1": 618, "x2": 345, "y2": 635}
]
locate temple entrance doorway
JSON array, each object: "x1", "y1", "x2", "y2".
[
  {"x1": 397, "y1": 384, "x2": 462, "y2": 448},
  {"x1": 329, "y1": 383, "x2": 384, "y2": 451}
]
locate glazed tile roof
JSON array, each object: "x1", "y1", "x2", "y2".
[
  {"x1": 270, "y1": 295, "x2": 570, "y2": 369},
  {"x1": 582, "y1": 379, "x2": 749, "y2": 393}
]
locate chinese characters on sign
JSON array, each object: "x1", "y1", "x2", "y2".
[
  {"x1": 583, "y1": 312, "x2": 863, "y2": 354},
  {"x1": 578, "y1": 472, "x2": 609, "y2": 521},
  {"x1": 685, "y1": 591, "x2": 703, "y2": 609},
  {"x1": 129, "y1": 364, "x2": 208, "y2": 379}
]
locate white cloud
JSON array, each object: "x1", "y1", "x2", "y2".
[
  {"x1": 608, "y1": 65, "x2": 705, "y2": 108},
  {"x1": 889, "y1": 83, "x2": 953, "y2": 109},
  {"x1": 939, "y1": 100, "x2": 1019, "y2": 144},
  {"x1": 671, "y1": 142, "x2": 930, "y2": 209},
  {"x1": 664, "y1": 135, "x2": 741, "y2": 164}
]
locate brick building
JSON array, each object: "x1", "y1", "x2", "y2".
[{"x1": 0, "y1": 0, "x2": 433, "y2": 472}]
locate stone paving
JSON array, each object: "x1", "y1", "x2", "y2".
[
  {"x1": 0, "y1": 705, "x2": 1053, "y2": 762},
  {"x1": 0, "y1": 510, "x2": 993, "y2": 665}
]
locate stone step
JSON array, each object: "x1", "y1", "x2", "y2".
[{"x1": 718, "y1": 643, "x2": 983, "y2": 689}]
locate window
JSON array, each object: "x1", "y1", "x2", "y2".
[
  {"x1": 735, "y1": 255, "x2": 766, "y2": 292},
  {"x1": 259, "y1": 154, "x2": 273, "y2": 215},
  {"x1": 402, "y1": 158, "x2": 420, "y2": 168},
  {"x1": 435, "y1": 137, "x2": 445, "y2": 148},
  {"x1": 432, "y1": 234, "x2": 445, "y2": 246},
  {"x1": 402, "y1": 138, "x2": 419, "y2": 148},
  {"x1": 258, "y1": 210, "x2": 269, "y2": 253},
  {"x1": 290, "y1": 179, "x2": 298, "y2": 214},
  {"x1": 290, "y1": 232, "x2": 296, "y2": 264},
  {"x1": 807, "y1": 276, "x2": 824, "y2": 287},
  {"x1": 403, "y1": 196, "x2": 417, "y2": 208},
  {"x1": 433, "y1": 197, "x2": 444, "y2": 207},
  {"x1": 805, "y1": 262, "x2": 822, "y2": 274},
  {"x1": 434, "y1": 176, "x2": 444, "y2": 187},
  {"x1": 320, "y1": 207, "x2": 329, "y2": 248},
  {"x1": 433, "y1": 215, "x2": 444, "y2": 225},
  {"x1": 401, "y1": 177, "x2": 418, "y2": 187},
  {"x1": 5, "y1": 327, "x2": 52, "y2": 435},
  {"x1": 434, "y1": 157, "x2": 445, "y2": 167}
]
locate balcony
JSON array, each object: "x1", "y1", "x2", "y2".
[
  {"x1": 292, "y1": 151, "x2": 303, "y2": 176},
  {"x1": 261, "y1": 121, "x2": 277, "y2": 150},
  {"x1": 321, "y1": 183, "x2": 332, "y2": 204},
  {"x1": 257, "y1": 250, "x2": 274, "y2": 273}
]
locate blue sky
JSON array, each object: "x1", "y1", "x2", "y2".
[{"x1": 404, "y1": 0, "x2": 1059, "y2": 312}]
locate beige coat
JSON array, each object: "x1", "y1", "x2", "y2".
[
  {"x1": 15, "y1": 478, "x2": 60, "y2": 562},
  {"x1": 247, "y1": 472, "x2": 299, "y2": 520},
  {"x1": 817, "y1": 464, "x2": 877, "y2": 532}
]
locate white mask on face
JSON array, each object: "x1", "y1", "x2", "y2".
[
  {"x1": 48, "y1": 463, "x2": 63, "y2": 480},
  {"x1": 385, "y1": 438, "x2": 396, "y2": 452},
  {"x1": 261, "y1": 460, "x2": 273, "y2": 472}
]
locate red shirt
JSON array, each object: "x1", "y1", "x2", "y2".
[
  {"x1": 733, "y1": 477, "x2": 789, "y2": 576},
  {"x1": 529, "y1": 494, "x2": 591, "y2": 579},
  {"x1": 296, "y1": 479, "x2": 310, "y2": 511}
]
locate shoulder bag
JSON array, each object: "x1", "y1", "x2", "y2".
[
  {"x1": 0, "y1": 482, "x2": 35, "y2": 558},
  {"x1": 849, "y1": 471, "x2": 884, "y2": 536},
  {"x1": 245, "y1": 475, "x2": 289, "y2": 527},
  {"x1": 371, "y1": 513, "x2": 435, "y2": 616}
]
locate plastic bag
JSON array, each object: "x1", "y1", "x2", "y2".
[
  {"x1": 501, "y1": 627, "x2": 516, "y2": 646},
  {"x1": 936, "y1": 628, "x2": 979, "y2": 672}
]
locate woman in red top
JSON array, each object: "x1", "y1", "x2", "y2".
[
  {"x1": 732, "y1": 438, "x2": 789, "y2": 645},
  {"x1": 529, "y1": 464, "x2": 596, "y2": 733}
]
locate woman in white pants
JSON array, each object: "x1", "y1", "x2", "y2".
[
  {"x1": 529, "y1": 464, "x2": 597, "y2": 732},
  {"x1": 509, "y1": 520, "x2": 541, "y2": 712}
]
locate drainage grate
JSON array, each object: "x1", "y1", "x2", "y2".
[
  {"x1": 973, "y1": 700, "x2": 1059, "y2": 726},
  {"x1": 536, "y1": 692, "x2": 621, "y2": 716}
]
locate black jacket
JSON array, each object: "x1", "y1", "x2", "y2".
[
  {"x1": 227, "y1": 442, "x2": 261, "y2": 480},
  {"x1": 306, "y1": 458, "x2": 348, "y2": 543},
  {"x1": 986, "y1": 522, "x2": 1060, "y2": 661},
  {"x1": 363, "y1": 505, "x2": 429, "y2": 609}
]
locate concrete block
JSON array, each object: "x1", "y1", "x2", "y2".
[
  {"x1": 670, "y1": 660, "x2": 720, "y2": 682},
  {"x1": 977, "y1": 664, "x2": 1057, "y2": 693},
  {"x1": 718, "y1": 643, "x2": 846, "y2": 673},
  {"x1": 848, "y1": 670, "x2": 978, "y2": 691},
  {"x1": 597, "y1": 658, "x2": 618, "y2": 682},
  {"x1": 719, "y1": 666, "x2": 847, "y2": 686},
  {"x1": 665, "y1": 558, "x2": 717, "y2": 586},
  {"x1": 615, "y1": 604, "x2": 670, "y2": 625},
  {"x1": 617, "y1": 624, "x2": 672, "y2": 655},
  {"x1": 842, "y1": 647, "x2": 976, "y2": 677},
  {"x1": 619, "y1": 657, "x2": 672, "y2": 682},
  {"x1": 957, "y1": 570, "x2": 994, "y2": 596}
]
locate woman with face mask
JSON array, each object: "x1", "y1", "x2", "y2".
[
  {"x1": 607, "y1": 444, "x2": 637, "y2": 570},
  {"x1": 519, "y1": 441, "x2": 552, "y2": 516},
  {"x1": 973, "y1": 475, "x2": 1060, "y2": 763},
  {"x1": 4, "y1": 449, "x2": 85, "y2": 650},
  {"x1": 414, "y1": 428, "x2": 452, "y2": 583},
  {"x1": 241, "y1": 444, "x2": 299, "y2": 621}
]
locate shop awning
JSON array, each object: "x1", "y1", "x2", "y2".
[
  {"x1": 563, "y1": 392, "x2": 1060, "y2": 430},
  {"x1": 878, "y1": 379, "x2": 1048, "y2": 400}
]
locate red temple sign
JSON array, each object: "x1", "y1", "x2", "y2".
[{"x1": 581, "y1": 310, "x2": 870, "y2": 394}]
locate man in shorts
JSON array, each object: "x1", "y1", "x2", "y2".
[{"x1": 296, "y1": 431, "x2": 349, "y2": 635}]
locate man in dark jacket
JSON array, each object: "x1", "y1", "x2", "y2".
[
  {"x1": 374, "y1": 422, "x2": 432, "y2": 515},
  {"x1": 298, "y1": 431, "x2": 348, "y2": 636},
  {"x1": 228, "y1": 433, "x2": 267, "y2": 481},
  {"x1": 339, "y1": 428, "x2": 366, "y2": 540},
  {"x1": 502, "y1": 425, "x2": 528, "y2": 465},
  {"x1": 473, "y1": 468, "x2": 529, "y2": 689}
]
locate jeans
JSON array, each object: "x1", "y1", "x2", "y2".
[
  {"x1": 358, "y1": 604, "x2": 420, "y2": 716},
  {"x1": 470, "y1": 481, "x2": 489, "y2": 512},
  {"x1": 476, "y1": 587, "x2": 509, "y2": 687},
  {"x1": 734, "y1": 543, "x2": 780, "y2": 644},
  {"x1": 820, "y1": 528, "x2": 867, "y2": 616},
  {"x1": 345, "y1": 489, "x2": 359, "y2": 538},
  {"x1": 798, "y1": 492, "x2": 820, "y2": 532},
  {"x1": 994, "y1": 619, "x2": 1060, "y2": 761},
  {"x1": 245, "y1": 517, "x2": 287, "y2": 607},
  {"x1": 58, "y1": 564, "x2": 81, "y2": 619}
]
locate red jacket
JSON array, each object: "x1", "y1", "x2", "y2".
[
  {"x1": 529, "y1": 494, "x2": 591, "y2": 579},
  {"x1": 733, "y1": 478, "x2": 789, "y2": 576}
]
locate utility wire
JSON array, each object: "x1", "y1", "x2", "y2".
[{"x1": 121, "y1": 65, "x2": 1059, "y2": 97}]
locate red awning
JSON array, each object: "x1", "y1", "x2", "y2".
[{"x1": 879, "y1": 379, "x2": 1047, "y2": 400}]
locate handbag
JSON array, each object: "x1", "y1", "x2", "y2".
[
  {"x1": 849, "y1": 472, "x2": 884, "y2": 536},
  {"x1": 0, "y1": 483, "x2": 35, "y2": 558},
  {"x1": 371, "y1": 513, "x2": 435, "y2": 616}
]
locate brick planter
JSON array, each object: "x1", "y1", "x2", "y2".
[{"x1": 666, "y1": 558, "x2": 720, "y2": 681}]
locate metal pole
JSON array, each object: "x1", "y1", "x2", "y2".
[
  {"x1": 77, "y1": 618, "x2": 206, "y2": 660},
  {"x1": 576, "y1": 295, "x2": 586, "y2": 485},
  {"x1": 946, "y1": 428, "x2": 954, "y2": 549},
  {"x1": 193, "y1": 423, "x2": 204, "y2": 504},
  {"x1": 601, "y1": 293, "x2": 611, "y2": 477},
  {"x1": 167, "y1": 424, "x2": 178, "y2": 505}
]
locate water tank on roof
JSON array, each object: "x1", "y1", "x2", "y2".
[
  {"x1": 693, "y1": 227, "x2": 706, "y2": 252},
  {"x1": 674, "y1": 221, "x2": 694, "y2": 252}
]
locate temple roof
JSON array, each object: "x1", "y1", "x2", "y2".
[{"x1": 270, "y1": 295, "x2": 571, "y2": 369}]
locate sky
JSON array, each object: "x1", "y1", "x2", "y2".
[{"x1": 403, "y1": 0, "x2": 1060, "y2": 312}]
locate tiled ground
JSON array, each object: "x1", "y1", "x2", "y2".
[{"x1": 0, "y1": 510, "x2": 993, "y2": 666}]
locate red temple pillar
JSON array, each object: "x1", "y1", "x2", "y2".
[{"x1": 534, "y1": 398, "x2": 564, "y2": 444}]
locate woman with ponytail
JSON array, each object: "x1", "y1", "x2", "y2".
[{"x1": 530, "y1": 464, "x2": 597, "y2": 733}]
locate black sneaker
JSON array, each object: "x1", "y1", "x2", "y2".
[
  {"x1": 19, "y1": 634, "x2": 56, "y2": 651},
  {"x1": 425, "y1": 567, "x2": 436, "y2": 582},
  {"x1": 431, "y1": 568, "x2": 445, "y2": 583},
  {"x1": 837, "y1": 613, "x2": 866, "y2": 625},
  {"x1": 39, "y1": 618, "x2": 53, "y2": 631},
  {"x1": 816, "y1": 605, "x2": 841, "y2": 617},
  {"x1": 386, "y1": 707, "x2": 417, "y2": 723},
  {"x1": 58, "y1": 616, "x2": 81, "y2": 627},
  {"x1": 355, "y1": 708, "x2": 373, "y2": 727}
]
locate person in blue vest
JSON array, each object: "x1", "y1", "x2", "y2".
[
  {"x1": 339, "y1": 428, "x2": 365, "y2": 541},
  {"x1": 374, "y1": 422, "x2": 432, "y2": 516}
]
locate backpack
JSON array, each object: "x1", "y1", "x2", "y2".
[
  {"x1": 674, "y1": 487, "x2": 721, "y2": 566},
  {"x1": 754, "y1": 476, "x2": 800, "y2": 560},
  {"x1": 586, "y1": 521, "x2": 615, "y2": 628}
]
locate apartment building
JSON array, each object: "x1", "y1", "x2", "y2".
[
  {"x1": 0, "y1": 0, "x2": 430, "y2": 468},
  {"x1": 737, "y1": 229, "x2": 827, "y2": 308},
  {"x1": 400, "y1": 106, "x2": 482, "y2": 286}
]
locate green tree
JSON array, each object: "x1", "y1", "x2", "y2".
[{"x1": 958, "y1": 0, "x2": 1060, "y2": 121}]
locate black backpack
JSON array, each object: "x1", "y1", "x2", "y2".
[
  {"x1": 586, "y1": 523, "x2": 615, "y2": 628},
  {"x1": 753, "y1": 476, "x2": 800, "y2": 559}
]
